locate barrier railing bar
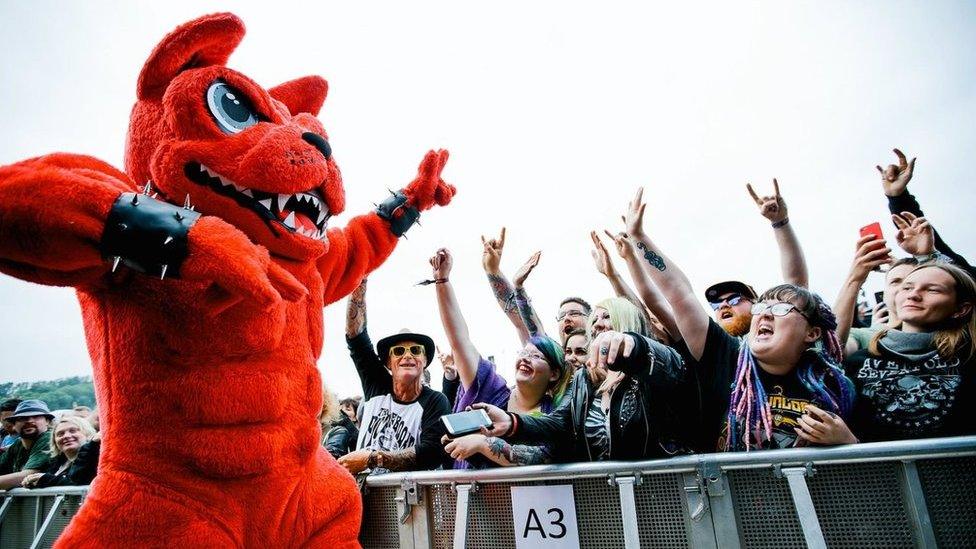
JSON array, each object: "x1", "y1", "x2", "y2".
[
  {"x1": 613, "y1": 476, "x2": 641, "y2": 549},
  {"x1": 365, "y1": 436, "x2": 976, "y2": 488},
  {"x1": 29, "y1": 494, "x2": 65, "y2": 549},
  {"x1": 2, "y1": 487, "x2": 90, "y2": 497},
  {"x1": 0, "y1": 495, "x2": 11, "y2": 526},
  {"x1": 452, "y1": 483, "x2": 476, "y2": 549},
  {"x1": 779, "y1": 467, "x2": 826, "y2": 549},
  {"x1": 681, "y1": 472, "x2": 720, "y2": 549},
  {"x1": 900, "y1": 460, "x2": 937, "y2": 548}
]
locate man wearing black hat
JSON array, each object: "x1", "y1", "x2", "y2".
[
  {"x1": 704, "y1": 280, "x2": 759, "y2": 338},
  {"x1": 337, "y1": 280, "x2": 451, "y2": 474},
  {"x1": 0, "y1": 399, "x2": 55, "y2": 489}
]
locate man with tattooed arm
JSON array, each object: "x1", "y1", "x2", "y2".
[{"x1": 337, "y1": 280, "x2": 451, "y2": 474}]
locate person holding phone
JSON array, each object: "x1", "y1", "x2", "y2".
[
  {"x1": 485, "y1": 188, "x2": 856, "y2": 452},
  {"x1": 431, "y1": 248, "x2": 571, "y2": 468},
  {"x1": 337, "y1": 280, "x2": 452, "y2": 474}
]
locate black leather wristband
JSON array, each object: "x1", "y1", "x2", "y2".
[
  {"x1": 375, "y1": 189, "x2": 420, "y2": 237},
  {"x1": 100, "y1": 192, "x2": 201, "y2": 279}
]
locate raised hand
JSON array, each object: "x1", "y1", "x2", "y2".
[
  {"x1": 590, "y1": 231, "x2": 617, "y2": 278},
  {"x1": 746, "y1": 179, "x2": 788, "y2": 223},
  {"x1": 512, "y1": 251, "x2": 541, "y2": 288},
  {"x1": 892, "y1": 212, "x2": 934, "y2": 256},
  {"x1": 404, "y1": 149, "x2": 455, "y2": 211},
  {"x1": 603, "y1": 230, "x2": 635, "y2": 260},
  {"x1": 622, "y1": 187, "x2": 647, "y2": 238},
  {"x1": 876, "y1": 148, "x2": 916, "y2": 197},
  {"x1": 847, "y1": 233, "x2": 893, "y2": 283},
  {"x1": 480, "y1": 227, "x2": 506, "y2": 275},
  {"x1": 437, "y1": 345, "x2": 457, "y2": 380},
  {"x1": 430, "y1": 247, "x2": 453, "y2": 279}
]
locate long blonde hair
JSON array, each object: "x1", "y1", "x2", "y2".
[
  {"x1": 589, "y1": 297, "x2": 649, "y2": 395},
  {"x1": 869, "y1": 263, "x2": 976, "y2": 362},
  {"x1": 49, "y1": 415, "x2": 96, "y2": 458}
]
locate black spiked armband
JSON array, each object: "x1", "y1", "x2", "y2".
[
  {"x1": 99, "y1": 191, "x2": 201, "y2": 279},
  {"x1": 375, "y1": 189, "x2": 419, "y2": 237}
]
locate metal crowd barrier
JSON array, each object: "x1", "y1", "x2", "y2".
[
  {"x1": 361, "y1": 436, "x2": 976, "y2": 549},
  {"x1": 1, "y1": 437, "x2": 972, "y2": 548},
  {"x1": 0, "y1": 486, "x2": 88, "y2": 549}
]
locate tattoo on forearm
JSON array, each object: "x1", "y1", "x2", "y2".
[
  {"x1": 487, "y1": 273, "x2": 518, "y2": 313},
  {"x1": 345, "y1": 283, "x2": 368, "y2": 336},
  {"x1": 379, "y1": 447, "x2": 417, "y2": 471},
  {"x1": 487, "y1": 437, "x2": 512, "y2": 462},
  {"x1": 510, "y1": 444, "x2": 551, "y2": 465},
  {"x1": 514, "y1": 288, "x2": 540, "y2": 336},
  {"x1": 636, "y1": 242, "x2": 666, "y2": 271}
]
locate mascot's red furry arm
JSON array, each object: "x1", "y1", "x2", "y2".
[{"x1": 0, "y1": 13, "x2": 454, "y2": 548}]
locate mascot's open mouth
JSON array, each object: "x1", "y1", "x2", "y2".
[{"x1": 184, "y1": 162, "x2": 330, "y2": 240}]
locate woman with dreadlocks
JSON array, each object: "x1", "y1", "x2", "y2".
[{"x1": 572, "y1": 187, "x2": 856, "y2": 451}]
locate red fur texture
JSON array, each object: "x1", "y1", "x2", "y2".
[{"x1": 0, "y1": 12, "x2": 454, "y2": 548}]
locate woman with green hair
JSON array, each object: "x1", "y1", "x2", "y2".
[{"x1": 430, "y1": 249, "x2": 571, "y2": 468}]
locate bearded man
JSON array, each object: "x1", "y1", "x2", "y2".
[{"x1": 0, "y1": 400, "x2": 55, "y2": 489}]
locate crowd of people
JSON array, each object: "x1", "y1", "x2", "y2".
[
  {"x1": 3, "y1": 147, "x2": 973, "y2": 495},
  {"x1": 325, "y1": 147, "x2": 974, "y2": 476},
  {"x1": 0, "y1": 398, "x2": 101, "y2": 489}
]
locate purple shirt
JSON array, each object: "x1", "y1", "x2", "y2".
[{"x1": 454, "y1": 358, "x2": 511, "y2": 413}]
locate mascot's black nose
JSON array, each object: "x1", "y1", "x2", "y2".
[{"x1": 302, "y1": 132, "x2": 332, "y2": 160}]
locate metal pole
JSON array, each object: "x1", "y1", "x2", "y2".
[
  {"x1": 29, "y1": 494, "x2": 65, "y2": 549},
  {"x1": 614, "y1": 476, "x2": 642, "y2": 549},
  {"x1": 900, "y1": 460, "x2": 938, "y2": 548},
  {"x1": 453, "y1": 484, "x2": 475, "y2": 549},
  {"x1": 780, "y1": 467, "x2": 827, "y2": 549}
]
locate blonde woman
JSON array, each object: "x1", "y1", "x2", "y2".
[{"x1": 22, "y1": 415, "x2": 99, "y2": 488}]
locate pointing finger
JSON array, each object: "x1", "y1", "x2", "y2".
[{"x1": 773, "y1": 178, "x2": 781, "y2": 198}]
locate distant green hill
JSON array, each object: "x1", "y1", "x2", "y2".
[{"x1": 1, "y1": 376, "x2": 96, "y2": 410}]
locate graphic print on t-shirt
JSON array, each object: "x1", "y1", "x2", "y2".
[
  {"x1": 766, "y1": 385, "x2": 812, "y2": 448},
  {"x1": 717, "y1": 383, "x2": 812, "y2": 450},
  {"x1": 856, "y1": 355, "x2": 961, "y2": 431},
  {"x1": 357, "y1": 394, "x2": 424, "y2": 452}
]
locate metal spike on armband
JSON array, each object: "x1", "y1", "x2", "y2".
[
  {"x1": 99, "y1": 192, "x2": 201, "y2": 279},
  {"x1": 375, "y1": 189, "x2": 420, "y2": 237}
]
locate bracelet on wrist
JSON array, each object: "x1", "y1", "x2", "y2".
[
  {"x1": 415, "y1": 278, "x2": 448, "y2": 286},
  {"x1": 771, "y1": 217, "x2": 790, "y2": 229}
]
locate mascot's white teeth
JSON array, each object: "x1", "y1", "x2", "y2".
[{"x1": 187, "y1": 162, "x2": 330, "y2": 241}]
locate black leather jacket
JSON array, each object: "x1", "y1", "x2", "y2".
[{"x1": 508, "y1": 334, "x2": 696, "y2": 461}]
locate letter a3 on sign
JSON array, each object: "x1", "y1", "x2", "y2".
[{"x1": 510, "y1": 485, "x2": 581, "y2": 549}]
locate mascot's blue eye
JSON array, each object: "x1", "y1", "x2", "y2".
[{"x1": 206, "y1": 81, "x2": 259, "y2": 134}]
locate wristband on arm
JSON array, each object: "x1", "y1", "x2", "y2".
[
  {"x1": 99, "y1": 190, "x2": 201, "y2": 279},
  {"x1": 376, "y1": 189, "x2": 420, "y2": 237}
]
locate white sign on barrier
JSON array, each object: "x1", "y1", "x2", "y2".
[{"x1": 510, "y1": 485, "x2": 581, "y2": 549}]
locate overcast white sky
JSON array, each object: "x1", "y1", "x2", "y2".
[{"x1": 1, "y1": 1, "x2": 974, "y2": 398}]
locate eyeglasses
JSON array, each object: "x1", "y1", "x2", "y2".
[
  {"x1": 390, "y1": 345, "x2": 425, "y2": 357},
  {"x1": 556, "y1": 310, "x2": 586, "y2": 322},
  {"x1": 709, "y1": 294, "x2": 745, "y2": 310},
  {"x1": 516, "y1": 349, "x2": 547, "y2": 361},
  {"x1": 750, "y1": 302, "x2": 810, "y2": 320}
]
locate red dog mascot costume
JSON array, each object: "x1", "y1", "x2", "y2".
[{"x1": 0, "y1": 13, "x2": 454, "y2": 548}]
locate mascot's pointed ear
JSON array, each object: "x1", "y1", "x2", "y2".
[
  {"x1": 137, "y1": 13, "x2": 246, "y2": 100},
  {"x1": 269, "y1": 76, "x2": 329, "y2": 116}
]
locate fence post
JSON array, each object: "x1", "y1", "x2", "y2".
[{"x1": 777, "y1": 464, "x2": 826, "y2": 549}]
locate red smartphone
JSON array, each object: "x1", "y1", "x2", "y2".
[{"x1": 859, "y1": 222, "x2": 883, "y2": 241}]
